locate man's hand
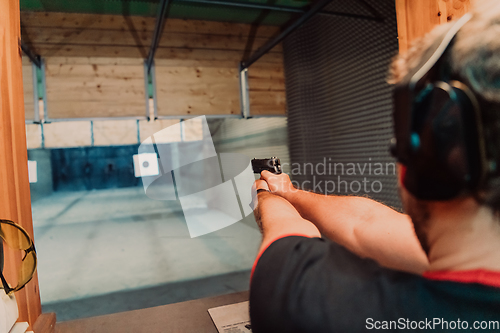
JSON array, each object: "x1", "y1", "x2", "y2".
[
  {"x1": 251, "y1": 178, "x2": 271, "y2": 213},
  {"x1": 253, "y1": 179, "x2": 270, "y2": 193},
  {"x1": 259, "y1": 171, "x2": 297, "y2": 199},
  {"x1": 251, "y1": 175, "x2": 321, "y2": 253}
]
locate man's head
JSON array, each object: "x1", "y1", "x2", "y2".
[{"x1": 388, "y1": 0, "x2": 500, "y2": 251}]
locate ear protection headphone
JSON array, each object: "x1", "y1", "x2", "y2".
[{"x1": 391, "y1": 13, "x2": 489, "y2": 200}]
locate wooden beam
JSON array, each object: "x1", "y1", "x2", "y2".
[
  {"x1": 395, "y1": 0, "x2": 409, "y2": 53},
  {"x1": 0, "y1": 0, "x2": 42, "y2": 328},
  {"x1": 395, "y1": 0, "x2": 473, "y2": 53},
  {"x1": 33, "y1": 313, "x2": 56, "y2": 333}
]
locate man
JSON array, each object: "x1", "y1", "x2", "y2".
[{"x1": 249, "y1": 1, "x2": 500, "y2": 332}]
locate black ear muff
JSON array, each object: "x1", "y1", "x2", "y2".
[
  {"x1": 402, "y1": 81, "x2": 484, "y2": 200},
  {"x1": 391, "y1": 13, "x2": 489, "y2": 200}
]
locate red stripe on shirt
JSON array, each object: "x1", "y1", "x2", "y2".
[
  {"x1": 423, "y1": 269, "x2": 500, "y2": 288},
  {"x1": 250, "y1": 234, "x2": 310, "y2": 283}
]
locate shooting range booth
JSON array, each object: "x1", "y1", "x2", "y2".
[{"x1": 0, "y1": 0, "x2": 473, "y2": 331}]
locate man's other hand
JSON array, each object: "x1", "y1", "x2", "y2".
[
  {"x1": 251, "y1": 179, "x2": 271, "y2": 212},
  {"x1": 260, "y1": 171, "x2": 297, "y2": 199},
  {"x1": 253, "y1": 179, "x2": 270, "y2": 193}
]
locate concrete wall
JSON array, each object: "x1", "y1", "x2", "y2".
[
  {"x1": 27, "y1": 118, "x2": 289, "y2": 203},
  {"x1": 208, "y1": 117, "x2": 289, "y2": 172},
  {"x1": 207, "y1": 117, "x2": 289, "y2": 228}
]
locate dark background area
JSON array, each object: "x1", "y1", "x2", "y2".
[
  {"x1": 28, "y1": 145, "x2": 142, "y2": 201},
  {"x1": 284, "y1": 0, "x2": 401, "y2": 208},
  {"x1": 50, "y1": 145, "x2": 140, "y2": 192}
]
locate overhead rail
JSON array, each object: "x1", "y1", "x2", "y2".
[
  {"x1": 144, "y1": 0, "x2": 172, "y2": 120},
  {"x1": 145, "y1": 0, "x2": 172, "y2": 74},
  {"x1": 144, "y1": 0, "x2": 383, "y2": 73},
  {"x1": 19, "y1": 40, "x2": 42, "y2": 68},
  {"x1": 176, "y1": 0, "x2": 383, "y2": 21},
  {"x1": 242, "y1": 0, "x2": 346, "y2": 70}
]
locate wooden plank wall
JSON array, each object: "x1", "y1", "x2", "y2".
[
  {"x1": 22, "y1": 57, "x2": 35, "y2": 120},
  {"x1": 20, "y1": 12, "x2": 286, "y2": 118},
  {"x1": 44, "y1": 57, "x2": 145, "y2": 119},
  {"x1": 396, "y1": 0, "x2": 473, "y2": 53},
  {"x1": 155, "y1": 66, "x2": 240, "y2": 116}
]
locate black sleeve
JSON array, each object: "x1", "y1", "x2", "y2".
[{"x1": 249, "y1": 236, "x2": 412, "y2": 333}]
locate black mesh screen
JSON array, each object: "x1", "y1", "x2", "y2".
[{"x1": 283, "y1": 0, "x2": 401, "y2": 209}]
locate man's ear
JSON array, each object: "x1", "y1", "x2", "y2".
[{"x1": 397, "y1": 163, "x2": 407, "y2": 189}]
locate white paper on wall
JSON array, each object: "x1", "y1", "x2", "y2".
[{"x1": 28, "y1": 160, "x2": 37, "y2": 183}]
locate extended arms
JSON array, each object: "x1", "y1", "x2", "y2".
[{"x1": 258, "y1": 171, "x2": 429, "y2": 274}]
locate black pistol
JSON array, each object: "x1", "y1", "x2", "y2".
[{"x1": 251, "y1": 157, "x2": 282, "y2": 175}]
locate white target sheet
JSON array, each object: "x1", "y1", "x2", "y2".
[{"x1": 208, "y1": 301, "x2": 252, "y2": 333}]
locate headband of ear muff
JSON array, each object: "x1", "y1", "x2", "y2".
[{"x1": 391, "y1": 13, "x2": 488, "y2": 200}]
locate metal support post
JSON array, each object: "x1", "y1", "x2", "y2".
[
  {"x1": 238, "y1": 63, "x2": 250, "y2": 118},
  {"x1": 145, "y1": 0, "x2": 171, "y2": 74}
]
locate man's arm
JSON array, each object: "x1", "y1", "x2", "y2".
[
  {"x1": 259, "y1": 171, "x2": 429, "y2": 274},
  {"x1": 253, "y1": 180, "x2": 321, "y2": 255}
]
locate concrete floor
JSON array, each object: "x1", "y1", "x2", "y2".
[
  {"x1": 43, "y1": 270, "x2": 252, "y2": 322},
  {"x1": 31, "y1": 187, "x2": 261, "y2": 320}
]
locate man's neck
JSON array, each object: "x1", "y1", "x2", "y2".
[{"x1": 426, "y1": 198, "x2": 500, "y2": 272}]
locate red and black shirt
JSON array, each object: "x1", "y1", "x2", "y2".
[{"x1": 250, "y1": 236, "x2": 500, "y2": 332}]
